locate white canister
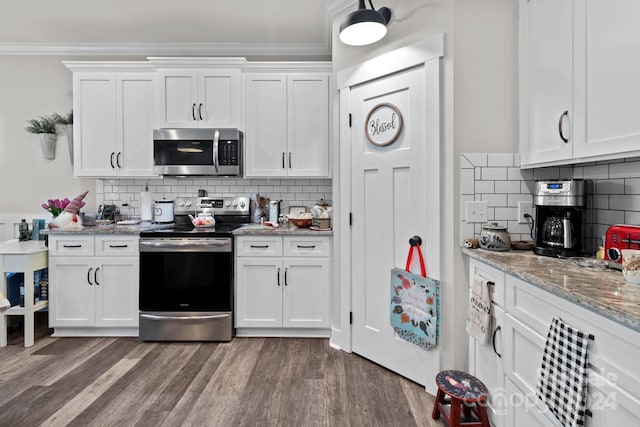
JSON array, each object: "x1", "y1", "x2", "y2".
[
  {"x1": 153, "y1": 200, "x2": 175, "y2": 223},
  {"x1": 140, "y1": 190, "x2": 153, "y2": 221}
]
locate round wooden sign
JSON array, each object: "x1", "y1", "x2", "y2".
[{"x1": 365, "y1": 102, "x2": 403, "y2": 146}]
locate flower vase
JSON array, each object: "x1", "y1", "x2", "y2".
[
  {"x1": 39, "y1": 133, "x2": 56, "y2": 160},
  {"x1": 65, "y1": 124, "x2": 74, "y2": 165}
]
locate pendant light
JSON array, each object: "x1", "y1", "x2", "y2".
[{"x1": 339, "y1": 0, "x2": 392, "y2": 46}]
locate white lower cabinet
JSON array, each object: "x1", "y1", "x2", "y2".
[
  {"x1": 235, "y1": 235, "x2": 331, "y2": 336},
  {"x1": 468, "y1": 257, "x2": 640, "y2": 426},
  {"x1": 49, "y1": 235, "x2": 139, "y2": 335}
]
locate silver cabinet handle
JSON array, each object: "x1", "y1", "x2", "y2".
[
  {"x1": 277, "y1": 267, "x2": 281, "y2": 286},
  {"x1": 94, "y1": 267, "x2": 100, "y2": 285},
  {"x1": 558, "y1": 110, "x2": 569, "y2": 143},
  {"x1": 87, "y1": 267, "x2": 93, "y2": 285}
]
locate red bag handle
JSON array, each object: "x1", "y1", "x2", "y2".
[{"x1": 405, "y1": 236, "x2": 427, "y2": 278}]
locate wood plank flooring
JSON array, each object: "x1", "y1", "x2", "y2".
[{"x1": 0, "y1": 315, "x2": 439, "y2": 427}]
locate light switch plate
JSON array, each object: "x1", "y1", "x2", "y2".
[{"x1": 466, "y1": 201, "x2": 488, "y2": 223}]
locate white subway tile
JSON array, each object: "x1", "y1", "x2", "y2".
[
  {"x1": 597, "y1": 209, "x2": 625, "y2": 225},
  {"x1": 481, "y1": 167, "x2": 508, "y2": 180},
  {"x1": 460, "y1": 169, "x2": 475, "y2": 195},
  {"x1": 595, "y1": 179, "x2": 624, "y2": 195},
  {"x1": 610, "y1": 194, "x2": 640, "y2": 211},
  {"x1": 625, "y1": 178, "x2": 640, "y2": 195},
  {"x1": 460, "y1": 155, "x2": 474, "y2": 169},
  {"x1": 610, "y1": 160, "x2": 640, "y2": 179},
  {"x1": 582, "y1": 164, "x2": 609, "y2": 180},
  {"x1": 593, "y1": 195, "x2": 609, "y2": 210},
  {"x1": 487, "y1": 153, "x2": 514, "y2": 167},
  {"x1": 533, "y1": 168, "x2": 560, "y2": 180},
  {"x1": 507, "y1": 193, "x2": 533, "y2": 207},
  {"x1": 494, "y1": 207, "x2": 517, "y2": 222},
  {"x1": 482, "y1": 193, "x2": 507, "y2": 207},
  {"x1": 495, "y1": 180, "x2": 521, "y2": 194},
  {"x1": 475, "y1": 180, "x2": 495, "y2": 194},
  {"x1": 507, "y1": 167, "x2": 533, "y2": 181},
  {"x1": 462, "y1": 153, "x2": 488, "y2": 167},
  {"x1": 624, "y1": 211, "x2": 640, "y2": 225}
]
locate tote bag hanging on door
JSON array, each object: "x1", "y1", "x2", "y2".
[{"x1": 389, "y1": 238, "x2": 440, "y2": 350}]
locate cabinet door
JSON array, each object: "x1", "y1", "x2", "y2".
[
  {"x1": 586, "y1": 369, "x2": 640, "y2": 427},
  {"x1": 235, "y1": 257, "x2": 283, "y2": 327},
  {"x1": 73, "y1": 73, "x2": 117, "y2": 176},
  {"x1": 519, "y1": 0, "x2": 573, "y2": 167},
  {"x1": 503, "y1": 313, "x2": 545, "y2": 398},
  {"x1": 199, "y1": 70, "x2": 241, "y2": 128},
  {"x1": 505, "y1": 378, "x2": 559, "y2": 427},
  {"x1": 244, "y1": 73, "x2": 288, "y2": 177},
  {"x1": 94, "y1": 257, "x2": 139, "y2": 327},
  {"x1": 48, "y1": 257, "x2": 95, "y2": 327},
  {"x1": 156, "y1": 70, "x2": 199, "y2": 128},
  {"x1": 282, "y1": 258, "x2": 330, "y2": 328},
  {"x1": 469, "y1": 306, "x2": 505, "y2": 427},
  {"x1": 116, "y1": 73, "x2": 156, "y2": 177},
  {"x1": 287, "y1": 73, "x2": 330, "y2": 177},
  {"x1": 572, "y1": 0, "x2": 640, "y2": 159}
]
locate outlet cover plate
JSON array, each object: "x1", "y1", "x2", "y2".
[
  {"x1": 518, "y1": 201, "x2": 533, "y2": 224},
  {"x1": 466, "y1": 201, "x2": 488, "y2": 223}
]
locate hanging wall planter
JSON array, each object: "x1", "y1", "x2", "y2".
[
  {"x1": 39, "y1": 133, "x2": 57, "y2": 160},
  {"x1": 65, "y1": 124, "x2": 74, "y2": 165},
  {"x1": 53, "y1": 112, "x2": 74, "y2": 164}
]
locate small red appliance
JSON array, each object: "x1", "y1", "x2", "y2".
[{"x1": 604, "y1": 225, "x2": 640, "y2": 263}]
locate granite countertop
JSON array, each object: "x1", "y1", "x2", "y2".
[
  {"x1": 233, "y1": 223, "x2": 333, "y2": 236},
  {"x1": 44, "y1": 222, "x2": 172, "y2": 235},
  {"x1": 462, "y1": 247, "x2": 640, "y2": 332}
]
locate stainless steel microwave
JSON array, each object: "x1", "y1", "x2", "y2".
[{"x1": 153, "y1": 128, "x2": 242, "y2": 176}]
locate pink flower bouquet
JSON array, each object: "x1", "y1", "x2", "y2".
[{"x1": 42, "y1": 198, "x2": 85, "y2": 217}]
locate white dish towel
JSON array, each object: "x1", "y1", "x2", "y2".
[
  {"x1": 537, "y1": 317, "x2": 591, "y2": 427},
  {"x1": 465, "y1": 274, "x2": 492, "y2": 344}
]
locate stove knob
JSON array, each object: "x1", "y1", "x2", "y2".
[
  {"x1": 225, "y1": 201, "x2": 231, "y2": 207},
  {"x1": 232, "y1": 200, "x2": 238, "y2": 207},
  {"x1": 239, "y1": 200, "x2": 246, "y2": 208},
  {"x1": 185, "y1": 201, "x2": 192, "y2": 207},
  {"x1": 178, "y1": 200, "x2": 185, "y2": 207}
]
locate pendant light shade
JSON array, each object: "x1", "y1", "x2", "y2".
[{"x1": 339, "y1": 0, "x2": 391, "y2": 46}]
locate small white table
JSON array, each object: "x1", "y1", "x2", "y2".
[{"x1": 0, "y1": 240, "x2": 48, "y2": 347}]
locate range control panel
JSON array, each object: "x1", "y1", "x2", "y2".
[{"x1": 174, "y1": 197, "x2": 250, "y2": 216}]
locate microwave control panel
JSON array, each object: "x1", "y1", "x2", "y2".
[{"x1": 219, "y1": 140, "x2": 240, "y2": 166}]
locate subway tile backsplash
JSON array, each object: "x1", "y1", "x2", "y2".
[
  {"x1": 460, "y1": 153, "x2": 640, "y2": 254},
  {"x1": 96, "y1": 177, "x2": 332, "y2": 219}
]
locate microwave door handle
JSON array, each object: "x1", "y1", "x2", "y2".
[{"x1": 213, "y1": 129, "x2": 220, "y2": 173}]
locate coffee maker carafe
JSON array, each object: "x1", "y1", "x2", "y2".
[{"x1": 533, "y1": 179, "x2": 590, "y2": 257}]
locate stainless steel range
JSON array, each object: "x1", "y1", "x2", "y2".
[{"x1": 138, "y1": 196, "x2": 251, "y2": 341}]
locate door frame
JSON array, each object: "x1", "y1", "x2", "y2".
[{"x1": 331, "y1": 34, "x2": 445, "y2": 354}]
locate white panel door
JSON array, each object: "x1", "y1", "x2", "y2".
[
  {"x1": 73, "y1": 74, "x2": 117, "y2": 176},
  {"x1": 200, "y1": 70, "x2": 241, "y2": 128},
  {"x1": 573, "y1": 0, "x2": 640, "y2": 159},
  {"x1": 287, "y1": 73, "x2": 330, "y2": 177},
  {"x1": 244, "y1": 74, "x2": 288, "y2": 176},
  {"x1": 157, "y1": 71, "x2": 198, "y2": 128},
  {"x1": 235, "y1": 257, "x2": 282, "y2": 328},
  {"x1": 519, "y1": 0, "x2": 573, "y2": 166},
  {"x1": 48, "y1": 257, "x2": 94, "y2": 327},
  {"x1": 117, "y1": 73, "x2": 156, "y2": 177},
  {"x1": 351, "y1": 64, "x2": 440, "y2": 386},
  {"x1": 94, "y1": 257, "x2": 139, "y2": 327}
]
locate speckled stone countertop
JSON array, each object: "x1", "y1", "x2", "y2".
[
  {"x1": 43, "y1": 222, "x2": 172, "y2": 235},
  {"x1": 233, "y1": 223, "x2": 333, "y2": 236},
  {"x1": 462, "y1": 247, "x2": 640, "y2": 332}
]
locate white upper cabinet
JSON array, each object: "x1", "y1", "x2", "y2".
[
  {"x1": 156, "y1": 69, "x2": 241, "y2": 129},
  {"x1": 67, "y1": 64, "x2": 157, "y2": 178},
  {"x1": 244, "y1": 67, "x2": 330, "y2": 177},
  {"x1": 519, "y1": 0, "x2": 640, "y2": 168}
]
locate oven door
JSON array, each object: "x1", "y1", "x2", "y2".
[{"x1": 139, "y1": 237, "x2": 232, "y2": 311}]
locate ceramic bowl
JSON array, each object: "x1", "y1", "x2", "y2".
[
  {"x1": 288, "y1": 216, "x2": 313, "y2": 228},
  {"x1": 621, "y1": 249, "x2": 640, "y2": 284}
]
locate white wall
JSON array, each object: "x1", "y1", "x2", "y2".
[{"x1": 0, "y1": 56, "x2": 96, "y2": 215}]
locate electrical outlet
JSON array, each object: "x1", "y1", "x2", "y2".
[
  {"x1": 466, "y1": 201, "x2": 488, "y2": 223},
  {"x1": 518, "y1": 201, "x2": 533, "y2": 224}
]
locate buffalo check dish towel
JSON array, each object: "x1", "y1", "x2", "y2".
[{"x1": 536, "y1": 316, "x2": 591, "y2": 427}]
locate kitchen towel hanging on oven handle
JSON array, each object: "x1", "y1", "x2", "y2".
[{"x1": 390, "y1": 236, "x2": 440, "y2": 351}]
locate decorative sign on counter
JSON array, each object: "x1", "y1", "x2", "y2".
[{"x1": 365, "y1": 102, "x2": 403, "y2": 146}]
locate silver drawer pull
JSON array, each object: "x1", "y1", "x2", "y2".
[
  {"x1": 250, "y1": 245, "x2": 269, "y2": 248},
  {"x1": 297, "y1": 245, "x2": 316, "y2": 249},
  {"x1": 63, "y1": 244, "x2": 82, "y2": 248},
  {"x1": 109, "y1": 244, "x2": 128, "y2": 248}
]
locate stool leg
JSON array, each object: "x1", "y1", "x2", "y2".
[
  {"x1": 450, "y1": 397, "x2": 461, "y2": 426},
  {"x1": 432, "y1": 389, "x2": 444, "y2": 420},
  {"x1": 477, "y1": 399, "x2": 490, "y2": 427}
]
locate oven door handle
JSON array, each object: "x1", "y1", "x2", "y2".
[
  {"x1": 140, "y1": 239, "x2": 231, "y2": 252},
  {"x1": 140, "y1": 313, "x2": 230, "y2": 321}
]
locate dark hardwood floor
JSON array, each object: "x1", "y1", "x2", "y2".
[{"x1": 0, "y1": 314, "x2": 439, "y2": 427}]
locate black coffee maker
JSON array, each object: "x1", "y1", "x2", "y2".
[{"x1": 533, "y1": 179, "x2": 590, "y2": 258}]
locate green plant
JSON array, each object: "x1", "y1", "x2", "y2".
[
  {"x1": 25, "y1": 114, "x2": 57, "y2": 134},
  {"x1": 53, "y1": 110, "x2": 73, "y2": 125}
]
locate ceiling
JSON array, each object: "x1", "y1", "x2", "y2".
[{"x1": 0, "y1": 0, "x2": 349, "y2": 59}]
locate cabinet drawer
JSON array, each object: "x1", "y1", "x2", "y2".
[
  {"x1": 284, "y1": 236, "x2": 330, "y2": 257},
  {"x1": 236, "y1": 236, "x2": 283, "y2": 257},
  {"x1": 48, "y1": 235, "x2": 95, "y2": 256},
  {"x1": 469, "y1": 259, "x2": 505, "y2": 307},
  {"x1": 95, "y1": 235, "x2": 139, "y2": 256}
]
